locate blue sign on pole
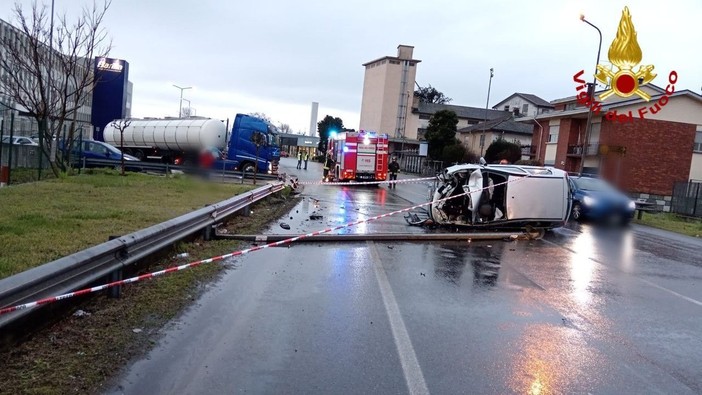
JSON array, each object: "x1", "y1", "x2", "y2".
[{"x1": 91, "y1": 57, "x2": 129, "y2": 141}]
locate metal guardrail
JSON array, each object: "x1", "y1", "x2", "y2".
[
  {"x1": 77, "y1": 158, "x2": 280, "y2": 181},
  {"x1": 0, "y1": 181, "x2": 285, "y2": 329}
]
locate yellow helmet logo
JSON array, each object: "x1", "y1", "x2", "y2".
[{"x1": 596, "y1": 7, "x2": 656, "y2": 101}]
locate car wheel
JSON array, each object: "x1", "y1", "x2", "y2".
[
  {"x1": 571, "y1": 203, "x2": 583, "y2": 221},
  {"x1": 133, "y1": 149, "x2": 145, "y2": 161}
]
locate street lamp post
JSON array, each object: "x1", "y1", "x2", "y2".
[
  {"x1": 173, "y1": 84, "x2": 192, "y2": 118},
  {"x1": 481, "y1": 68, "x2": 494, "y2": 157},
  {"x1": 579, "y1": 14, "x2": 602, "y2": 174}
]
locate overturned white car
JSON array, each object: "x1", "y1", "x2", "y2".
[{"x1": 408, "y1": 163, "x2": 571, "y2": 231}]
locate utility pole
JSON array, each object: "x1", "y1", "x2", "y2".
[
  {"x1": 579, "y1": 14, "x2": 602, "y2": 174},
  {"x1": 481, "y1": 68, "x2": 494, "y2": 156}
]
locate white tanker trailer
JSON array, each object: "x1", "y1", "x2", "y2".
[
  {"x1": 101, "y1": 118, "x2": 227, "y2": 164},
  {"x1": 100, "y1": 114, "x2": 281, "y2": 173}
]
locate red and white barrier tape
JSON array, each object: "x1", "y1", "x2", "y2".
[
  {"x1": 295, "y1": 175, "x2": 435, "y2": 186},
  {"x1": 0, "y1": 174, "x2": 530, "y2": 316}
]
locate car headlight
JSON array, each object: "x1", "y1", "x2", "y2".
[
  {"x1": 583, "y1": 196, "x2": 596, "y2": 206},
  {"x1": 628, "y1": 200, "x2": 636, "y2": 210}
]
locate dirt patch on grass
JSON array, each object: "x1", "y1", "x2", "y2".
[{"x1": 0, "y1": 187, "x2": 299, "y2": 395}]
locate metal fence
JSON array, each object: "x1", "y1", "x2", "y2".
[
  {"x1": 398, "y1": 153, "x2": 443, "y2": 176},
  {"x1": 0, "y1": 143, "x2": 51, "y2": 185},
  {"x1": 671, "y1": 181, "x2": 702, "y2": 217},
  {"x1": 0, "y1": 143, "x2": 47, "y2": 168}
]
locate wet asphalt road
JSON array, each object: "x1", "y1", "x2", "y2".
[{"x1": 108, "y1": 158, "x2": 702, "y2": 394}]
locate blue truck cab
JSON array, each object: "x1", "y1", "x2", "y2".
[{"x1": 217, "y1": 114, "x2": 280, "y2": 173}]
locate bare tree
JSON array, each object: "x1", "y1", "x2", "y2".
[
  {"x1": 278, "y1": 123, "x2": 292, "y2": 133},
  {"x1": 181, "y1": 106, "x2": 195, "y2": 117},
  {"x1": 110, "y1": 118, "x2": 131, "y2": 176},
  {"x1": 0, "y1": 0, "x2": 113, "y2": 176}
]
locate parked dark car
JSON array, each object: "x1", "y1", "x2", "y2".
[
  {"x1": 67, "y1": 140, "x2": 141, "y2": 171},
  {"x1": 569, "y1": 175, "x2": 635, "y2": 225}
]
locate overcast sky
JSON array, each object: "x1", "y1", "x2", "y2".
[{"x1": 2, "y1": 0, "x2": 701, "y2": 133}]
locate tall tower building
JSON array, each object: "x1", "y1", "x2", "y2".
[
  {"x1": 309, "y1": 101, "x2": 319, "y2": 136},
  {"x1": 359, "y1": 45, "x2": 421, "y2": 139}
]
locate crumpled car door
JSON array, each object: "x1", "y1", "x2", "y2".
[{"x1": 461, "y1": 169, "x2": 483, "y2": 224}]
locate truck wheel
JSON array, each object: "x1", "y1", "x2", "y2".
[
  {"x1": 242, "y1": 162, "x2": 256, "y2": 173},
  {"x1": 133, "y1": 149, "x2": 145, "y2": 161}
]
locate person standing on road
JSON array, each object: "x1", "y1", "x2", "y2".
[
  {"x1": 297, "y1": 151, "x2": 302, "y2": 169},
  {"x1": 304, "y1": 151, "x2": 309, "y2": 170},
  {"x1": 323, "y1": 153, "x2": 334, "y2": 181},
  {"x1": 388, "y1": 156, "x2": 400, "y2": 189}
]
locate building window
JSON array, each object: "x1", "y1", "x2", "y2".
[
  {"x1": 694, "y1": 130, "x2": 702, "y2": 152},
  {"x1": 503, "y1": 106, "x2": 509, "y2": 111},
  {"x1": 418, "y1": 114, "x2": 431, "y2": 120},
  {"x1": 548, "y1": 125, "x2": 559, "y2": 143},
  {"x1": 417, "y1": 128, "x2": 427, "y2": 140},
  {"x1": 565, "y1": 103, "x2": 577, "y2": 110},
  {"x1": 589, "y1": 122, "x2": 601, "y2": 144},
  {"x1": 522, "y1": 104, "x2": 528, "y2": 114},
  {"x1": 479, "y1": 134, "x2": 486, "y2": 147}
]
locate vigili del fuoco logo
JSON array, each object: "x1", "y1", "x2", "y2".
[{"x1": 573, "y1": 6, "x2": 678, "y2": 123}]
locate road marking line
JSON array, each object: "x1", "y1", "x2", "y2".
[
  {"x1": 542, "y1": 239, "x2": 702, "y2": 308},
  {"x1": 368, "y1": 241, "x2": 430, "y2": 395},
  {"x1": 638, "y1": 278, "x2": 702, "y2": 307},
  {"x1": 391, "y1": 188, "x2": 431, "y2": 201}
]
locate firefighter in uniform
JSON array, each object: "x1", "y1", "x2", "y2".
[
  {"x1": 323, "y1": 153, "x2": 334, "y2": 182},
  {"x1": 388, "y1": 156, "x2": 400, "y2": 189}
]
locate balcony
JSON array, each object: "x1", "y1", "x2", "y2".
[
  {"x1": 520, "y1": 145, "x2": 536, "y2": 157},
  {"x1": 567, "y1": 144, "x2": 600, "y2": 156}
]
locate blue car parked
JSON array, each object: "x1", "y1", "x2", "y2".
[
  {"x1": 569, "y1": 175, "x2": 636, "y2": 225},
  {"x1": 67, "y1": 140, "x2": 141, "y2": 171}
]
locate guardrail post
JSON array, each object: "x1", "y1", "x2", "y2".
[
  {"x1": 108, "y1": 236, "x2": 124, "y2": 298},
  {"x1": 203, "y1": 224, "x2": 214, "y2": 241}
]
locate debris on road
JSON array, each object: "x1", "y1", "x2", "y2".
[
  {"x1": 280, "y1": 223, "x2": 291, "y2": 230},
  {"x1": 73, "y1": 310, "x2": 90, "y2": 318},
  {"x1": 132, "y1": 328, "x2": 142, "y2": 334},
  {"x1": 310, "y1": 215, "x2": 323, "y2": 220}
]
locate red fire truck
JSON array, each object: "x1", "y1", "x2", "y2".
[{"x1": 326, "y1": 130, "x2": 389, "y2": 182}]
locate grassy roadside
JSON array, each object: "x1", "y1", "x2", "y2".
[
  {"x1": 6, "y1": 168, "x2": 57, "y2": 185},
  {"x1": 634, "y1": 212, "x2": 702, "y2": 238},
  {"x1": 0, "y1": 170, "x2": 254, "y2": 278},
  {"x1": 0, "y1": 185, "x2": 299, "y2": 395}
]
